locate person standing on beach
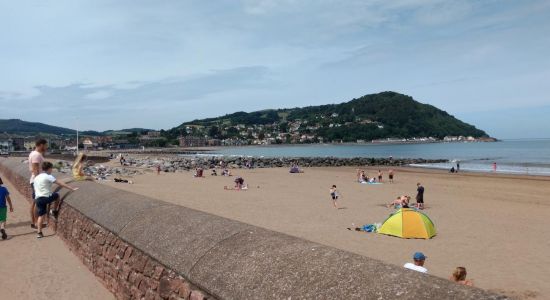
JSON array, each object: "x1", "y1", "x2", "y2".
[
  {"x1": 416, "y1": 183, "x2": 425, "y2": 209},
  {"x1": 378, "y1": 170, "x2": 383, "y2": 182},
  {"x1": 492, "y1": 162, "x2": 497, "y2": 172},
  {"x1": 156, "y1": 164, "x2": 161, "y2": 175},
  {"x1": 28, "y1": 139, "x2": 47, "y2": 229},
  {"x1": 388, "y1": 169, "x2": 394, "y2": 183},
  {"x1": 329, "y1": 185, "x2": 340, "y2": 209},
  {"x1": 0, "y1": 177, "x2": 14, "y2": 240},
  {"x1": 456, "y1": 162, "x2": 460, "y2": 173}
]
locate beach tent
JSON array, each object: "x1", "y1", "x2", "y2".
[{"x1": 377, "y1": 208, "x2": 436, "y2": 239}]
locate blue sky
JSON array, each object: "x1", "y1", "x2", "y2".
[{"x1": 1, "y1": 0, "x2": 549, "y2": 138}]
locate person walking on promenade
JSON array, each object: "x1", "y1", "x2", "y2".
[
  {"x1": 0, "y1": 176, "x2": 14, "y2": 240},
  {"x1": 28, "y1": 139, "x2": 47, "y2": 229}
]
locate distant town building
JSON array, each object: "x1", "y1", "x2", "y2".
[
  {"x1": 179, "y1": 136, "x2": 207, "y2": 147},
  {"x1": 82, "y1": 138, "x2": 94, "y2": 150}
]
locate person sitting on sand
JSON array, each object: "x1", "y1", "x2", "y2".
[
  {"x1": 404, "y1": 252, "x2": 428, "y2": 273},
  {"x1": 329, "y1": 185, "x2": 340, "y2": 209},
  {"x1": 222, "y1": 169, "x2": 232, "y2": 176},
  {"x1": 114, "y1": 178, "x2": 133, "y2": 184},
  {"x1": 450, "y1": 166, "x2": 456, "y2": 173},
  {"x1": 72, "y1": 153, "x2": 95, "y2": 181},
  {"x1": 405, "y1": 196, "x2": 411, "y2": 208},
  {"x1": 211, "y1": 169, "x2": 218, "y2": 176},
  {"x1": 450, "y1": 267, "x2": 473, "y2": 286},
  {"x1": 194, "y1": 168, "x2": 204, "y2": 178},
  {"x1": 234, "y1": 177, "x2": 244, "y2": 190},
  {"x1": 387, "y1": 196, "x2": 403, "y2": 209},
  {"x1": 290, "y1": 164, "x2": 303, "y2": 173}
]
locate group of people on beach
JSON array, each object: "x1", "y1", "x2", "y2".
[
  {"x1": 386, "y1": 183, "x2": 425, "y2": 210},
  {"x1": 356, "y1": 169, "x2": 394, "y2": 183}
]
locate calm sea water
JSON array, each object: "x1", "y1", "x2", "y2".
[{"x1": 211, "y1": 139, "x2": 550, "y2": 175}]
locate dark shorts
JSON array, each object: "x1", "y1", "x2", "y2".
[
  {"x1": 331, "y1": 193, "x2": 338, "y2": 200},
  {"x1": 416, "y1": 196, "x2": 424, "y2": 203},
  {"x1": 389, "y1": 175, "x2": 394, "y2": 179},
  {"x1": 35, "y1": 193, "x2": 59, "y2": 216}
]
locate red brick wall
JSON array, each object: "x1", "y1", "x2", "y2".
[{"x1": 0, "y1": 161, "x2": 214, "y2": 300}]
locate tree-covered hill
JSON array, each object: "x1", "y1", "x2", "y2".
[
  {"x1": 163, "y1": 91, "x2": 488, "y2": 143},
  {"x1": 0, "y1": 119, "x2": 75, "y2": 136}
]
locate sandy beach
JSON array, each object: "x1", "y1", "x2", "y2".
[
  {"x1": 102, "y1": 164, "x2": 550, "y2": 299},
  {"x1": 0, "y1": 174, "x2": 114, "y2": 300}
]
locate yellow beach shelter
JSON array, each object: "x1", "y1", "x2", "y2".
[{"x1": 377, "y1": 208, "x2": 436, "y2": 239}]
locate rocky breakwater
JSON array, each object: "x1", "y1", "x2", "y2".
[{"x1": 119, "y1": 156, "x2": 447, "y2": 172}]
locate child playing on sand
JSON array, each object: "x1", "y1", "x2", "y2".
[
  {"x1": 329, "y1": 185, "x2": 340, "y2": 208},
  {"x1": 34, "y1": 162, "x2": 79, "y2": 238},
  {"x1": 0, "y1": 177, "x2": 14, "y2": 240}
]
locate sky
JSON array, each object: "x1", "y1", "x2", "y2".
[{"x1": 1, "y1": 0, "x2": 549, "y2": 138}]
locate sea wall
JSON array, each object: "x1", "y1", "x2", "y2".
[{"x1": 0, "y1": 157, "x2": 505, "y2": 300}]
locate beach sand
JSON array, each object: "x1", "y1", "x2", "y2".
[
  {"x1": 0, "y1": 174, "x2": 114, "y2": 300},
  {"x1": 103, "y1": 166, "x2": 550, "y2": 299}
]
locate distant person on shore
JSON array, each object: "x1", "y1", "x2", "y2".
[
  {"x1": 378, "y1": 170, "x2": 383, "y2": 182},
  {"x1": 450, "y1": 267, "x2": 474, "y2": 286},
  {"x1": 0, "y1": 176, "x2": 14, "y2": 240},
  {"x1": 450, "y1": 166, "x2": 456, "y2": 173},
  {"x1": 416, "y1": 183, "x2": 425, "y2": 209},
  {"x1": 222, "y1": 169, "x2": 231, "y2": 176},
  {"x1": 211, "y1": 169, "x2": 217, "y2": 176},
  {"x1": 493, "y1": 162, "x2": 497, "y2": 172},
  {"x1": 72, "y1": 153, "x2": 95, "y2": 181},
  {"x1": 156, "y1": 165, "x2": 161, "y2": 175},
  {"x1": 388, "y1": 169, "x2": 394, "y2": 183},
  {"x1": 28, "y1": 139, "x2": 47, "y2": 229},
  {"x1": 329, "y1": 185, "x2": 340, "y2": 209},
  {"x1": 404, "y1": 252, "x2": 428, "y2": 273},
  {"x1": 456, "y1": 162, "x2": 460, "y2": 173},
  {"x1": 34, "y1": 161, "x2": 79, "y2": 238}
]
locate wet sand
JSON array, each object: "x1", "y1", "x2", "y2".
[
  {"x1": 0, "y1": 174, "x2": 114, "y2": 300},
  {"x1": 104, "y1": 166, "x2": 550, "y2": 299}
]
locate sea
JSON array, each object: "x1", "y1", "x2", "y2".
[{"x1": 209, "y1": 139, "x2": 550, "y2": 176}]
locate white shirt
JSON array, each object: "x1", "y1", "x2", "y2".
[
  {"x1": 33, "y1": 173, "x2": 56, "y2": 199},
  {"x1": 404, "y1": 263, "x2": 428, "y2": 273}
]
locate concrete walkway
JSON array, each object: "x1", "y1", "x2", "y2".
[{"x1": 0, "y1": 174, "x2": 114, "y2": 300}]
